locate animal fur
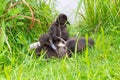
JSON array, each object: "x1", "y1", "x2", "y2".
[
  {"x1": 29, "y1": 41, "x2": 41, "y2": 50},
  {"x1": 66, "y1": 37, "x2": 94, "y2": 52},
  {"x1": 49, "y1": 13, "x2": 69, "y2": 44},
  {"x1": 30, "y1": 14, "x2": 94, "y2": 58},
  {"x1": 35, "y1": 34, "x2": 69, "y2": 58},
  {"x1": 34, "y1": 13, "x2": 70, "y2": 58},
  {"x1": 30, "y1": 36, "x2": 94, "y2": 58}
]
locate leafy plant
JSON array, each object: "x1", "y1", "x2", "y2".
[{"x1": 77, "y1": 0, "x2": 120, "y2": 33}]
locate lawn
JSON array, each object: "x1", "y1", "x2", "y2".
[{"x1": 0, "y1": 0, "x2": 120, "y2": 80}]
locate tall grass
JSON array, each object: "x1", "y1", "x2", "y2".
[
  {"x1": 78, "y1": 0, "x2": 120, "y2": 33},
  {"x1": 0, "y1": 0, "x2": 55, "y2": 79},
  {"x1": 0, "y1": 0, "x2": 120, "y2": 80}
]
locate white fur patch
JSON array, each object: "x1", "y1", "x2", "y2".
[
  {"x1": 29, "y1": 42, "x2": 41, "y2": 50},
  {"x1": 58, "y1": 42, "x2": 65, "y2": 47}
]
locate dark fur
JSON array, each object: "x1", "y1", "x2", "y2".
[
  {"x1": 66, "y1": 37, "x2": 94, "y2": 52},
  {"x1": 36, "y1": 35, "x2": 94, "y2": 58},
  {"x1": 35, "y1": 34, "x2": 52, "y2": 56},
  {"x1": 49, "y1": 14, "x2": 69, "y2": 44},
  {"x1": 35, "y1": 14, "x2": 94, "y2": 58},
  {"x1": 36, "y1": 14, "x2": 70, "y2": 58},
  {"x1": 55, "y1": 42, "x2": 71, "y2": 58},
  {"x1": 35, "y1": 34, "x2": 69, "y2": 58}
]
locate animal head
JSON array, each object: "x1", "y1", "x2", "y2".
[
  {"x1": 39, "y1": 34, "x2": 51, "y2": 46},
  {"x1": 39, "y1": 34, "x2": 57, "y2": 50},
  {"x1": 56, "y1": 13, "x2": 69, "y2": 25},
  {"x1": 56, "y1": 41, "x2": 68, "y2": 58}
]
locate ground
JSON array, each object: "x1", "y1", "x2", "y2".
[{"x1": 0, "y1": 0, "x2": 120, "y2": 80}]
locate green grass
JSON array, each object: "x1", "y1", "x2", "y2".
[{"x1": 0, "y1": 0, "x2": 120, "y2": 80}]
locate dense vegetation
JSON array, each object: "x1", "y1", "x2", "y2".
[{"x1": 0, "y1": 0, "x2": 120, "y2": 79}]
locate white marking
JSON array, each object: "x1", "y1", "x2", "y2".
[
  {"x1": 56, "y1": 37, "x2": 66, "y2": 44},
  {"x1": 29, "y1": 41, "x2": 41, "y2": 50},
  {"x1": 49, "y1": 40, "x2": 57, "y2": 50},
  {"x1": 58, "y1": 42, "x2": 65, "y2": 47}
]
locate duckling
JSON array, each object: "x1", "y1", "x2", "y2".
[
  {"x1": 49, "y1": 13, "x2": 70, "y2": 44},
  {"x1": 66, "y1": 37, "x2": 94, "y2": 52}
]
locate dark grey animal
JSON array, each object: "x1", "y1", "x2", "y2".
[
  {"x1": 35, "y1": 34, "x2": 69, "y2": 58},
  {"x1": 34, "y1": 14, "x2": 94, "y2": 58},
  {"x1": 66, "y1": 37, "x2": 94, "y2": 52},
  {"x1": 35, "y1": 13, "x2": 70, "y2": 58},
  {"x1": 49, "y1": 13, "x2": 69, "y2": 44},
  {"x1": 35, "y1": 34, "x2": 52, "y2": 56},
  {"x1": 35, "y1": 35, "x2": 94, "y2": 58}
]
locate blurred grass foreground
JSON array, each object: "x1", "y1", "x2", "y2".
[{"x1": 0, "y1": 0, "x2": 120, "y2": 80}]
